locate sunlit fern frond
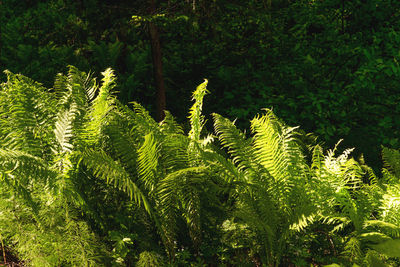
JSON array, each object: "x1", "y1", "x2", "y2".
[
  {"x1": 289, "y1": 213, "x2": 318, "y2": 232},
  {"x1": 323, "y1": 141, "x2": 356, "y2": 178},
  {"x1": 0, "y1": 149, "x2": 58, "y2": 213},
  {"x1": 380, "y1": 184, "x2": 400, "y2": 226},
  {"x1": 359, "y1": 232, "x2": 392, "y2": 245},
  {"x1": 112, "y1": 101, "x2": 162, "y2": 143},
  {"x1": 55, "y1": 67, "x2": 97, "y2": 110},
  {"x1": 53, "y1": 72, "x2": 69, "y2": 98},
  {"x1": 213, "y1": 113, "x2": 255, "y2": 171},
  {"x1": 341, "y1": 158, "x2": 364, "y2": 190},
  {"x1": 83, "y1": 71, "x2": 98, "y2": 103},
  {"x1": 84, "y1": 68, "x2": 116, "y2": 145},
  {"x1": 56, "y1": 66, "x2": 91, "y2": 112},
  {"x1": 1, "y1": 71, "x2": 56, "y2": 157},
  {"x1": 188, "y1": 79, "x2": 209, "y2": 141},
  {"x1": 250, "y1": 109, "x2": 307, "y2": 184},
  {"x1": 66, "y1": 65, "x2": 95, "y2": 109},
  {"x1": 364, "y1": 220, "x2": 400, "y2": 239},
  {"x1": 314, "y1": 142, "x2": 363, "y2": 196},
  {"x1": 365, "y1": 165, "x2": 379, "y2": 185},
  {"x1": 54, "y1": 103, "x2": 79, "y2": 154},
  {"x1": 130, "y1": 102, "x2": 160, "y2": 134},
  {"x1": 309, "y1": 143, "x2": 363, "y2": 220},
  {"x1": 249, "y1": 110, "x2": 309, "y2": 218},
  {"x1": 311, "y1": 144, "x2": 324, "y2": 174},
  {"x1": 82, "y1": 148, "x2": 152, "y2": 215},
  {"x1": 322, "y1": 216, "x2": 352, "y2": 233}
]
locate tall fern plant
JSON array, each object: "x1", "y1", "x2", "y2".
[
  {"x1": 210, "y1": 110, "x2": 317, "y2": 265},
  {"x1": 81, "y1": 78, "x2": 229, "y2": 261},
  {"x1": 0, "y1": 67, "x2": 109, "y2": 266}
]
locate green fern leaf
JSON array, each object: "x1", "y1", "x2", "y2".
[
  {"x1": 188, "y1": 79, "x2": 209, "y2": 141},
  {"x1": 137, "y1": 133, "x2": 160, "y2": 193},
  {"x1": 213, "y1": 113, "x2": 254, "y2": 171},
  {"x1": 82, "y1": 149, "x2": 152, "y2": 215}
]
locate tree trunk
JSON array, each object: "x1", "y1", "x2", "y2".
[{"x1": 149, "y1": 0, "x2": 166, "y2": 121}]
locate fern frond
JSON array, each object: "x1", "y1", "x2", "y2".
[
  {"x1": 251, "y1": 109, "x2": 306, "y2": 184},
  {"x1": 84, "y1": 68, "x2": 117, "y2": 145},
  {"x1": 82, "y1": 149, "x2": 152, "y2": 215},
  {"x1": 158, "y1": 167, "x2": 210, "y2": 204},
  {"x1": 102, "y1": 119, "x2": 138, "y2": 175},
  {"x1": 0, "y1": 149, "x2": 58, "y2": 213},
  {"x1": 380, "y1": 185, "x2": 400, "y2": 225},
  {"x1": 311, "y1": 144, "x2": 324, "y2": 173},
  {"x1": 324, "y1": 141, "x2": 355, "y2": 176},
  {"x1": 117, "y1": 101, "x2": 161, "y2": 139},
  {"x1": 160, "y1": 134, "x2": 190, "y2": 173},
  {"x1": 359, "y1": 232, "x2": 392, "y2": 244},
  {"x1": 213, "y1": 113, "x2": 254, "y2": 171},
  {"x1": 160, "y1": 111, "x2": 184, "y2": 135},
  {"x1": 200, "y1": 149, "x2": 242, "y2": 184},
  {"x1": 382, "y1": 146, "x2": 400, "y2": 179},
  {"x1": 53, "y1": 73, "x2": 68, "y2": 99},
  {"x1": 234, "y1": 194, "x2": 276, "y2": 260},
  {"x1": 321, "y1": 216, "x2": 351, "y2": 233},
  {"x1": 0, "y1": 150, "x2": 55, "y2": 184},
  {"x1": 344, "y1": 237, "x2": 362, "y2": 259},
  {"x1": 364, "y1": 220, "x2": 400, "y2": 238},
  {"x1": 131, "y1": 102, "x2": 160, "y2": 132},
  {"x1": 0, "y1": 71, "x2": 56, "y2": 156},
  {"x1": 289, "y1": 213, "x2": 318, "y2": 232},
  {"x1": 65, "y1": 66, "x2": 94, "y2": 111},
  {"x1": 157, "y1": 166, "x2": 210, "y2": 254},
  {"x1": 54, "y1": 103, "x2": 79, "y2": 154},
  {"x1": 137, "y1": 133, "x2": 160, "y2": 193},
  {"x1": 188, "y1": 79, "x2": 209, "y2": 141}
]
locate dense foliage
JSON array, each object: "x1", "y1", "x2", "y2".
[
  {"x1": 1, "y1": 68, "x2": 400, "y2": 266},
  {"x1": 3, "y1": 0, "x2": 400, "y2": 169}
]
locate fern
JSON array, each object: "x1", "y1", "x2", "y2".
[
  {"x1": 188, "y1": 79, "x2": 209, "y2": 141},
  {"x1": 1, "y1": 70, "x2": 56, "y2": 157},
  {"x1": 54, "y1": 103, "x2": 79, "y2": 154},
  {"x1": 213, "y1": 113, "x2": 255, "y2": 172},
  {"x1": 0, "y1": 68, "x2": 111, "y2": 266},
  {"x1": 137, "y1": 133, "x2": 160, "y2": 193},
  {"x1": 382, "y1": 146, "x2": 400, "y2": 179},
  {"x1": 84, "y1": 68, "x2": 116, "y2": 145},
  {"x1": 5, "y1": 66, "x2": 398, "y2": 265},
  {"x1": 82, "y1": 148, "x2": 152, "y2": 215},
  {"x1": 212, "y1": 109, "x2": 315, "y2": 266}
]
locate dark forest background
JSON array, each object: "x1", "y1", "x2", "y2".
[{"x1": 2, "y1": 0, "x2": 400, "y2": 170}]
